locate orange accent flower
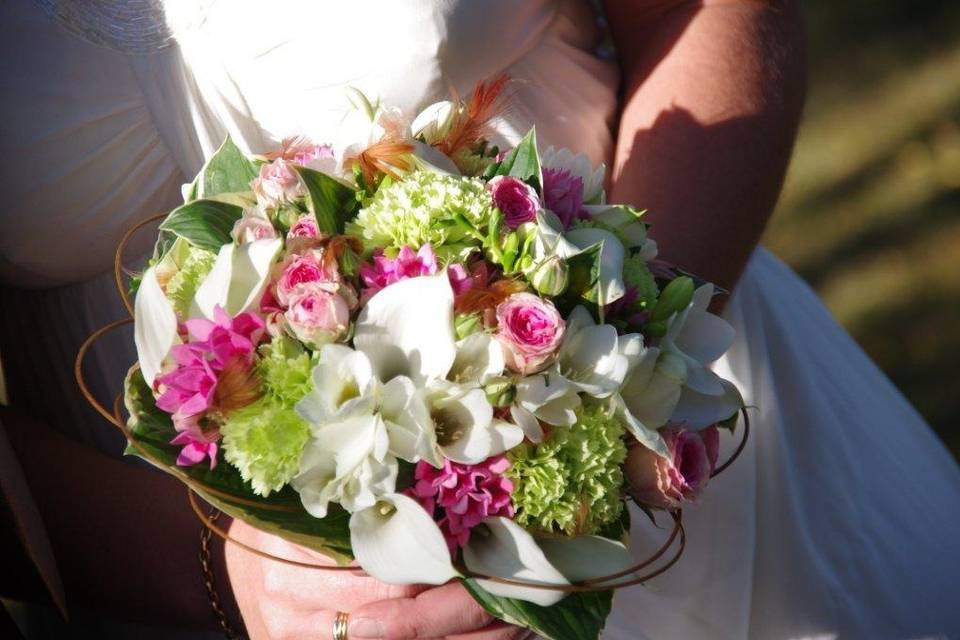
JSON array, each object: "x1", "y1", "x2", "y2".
[
  {"x1": 436, "y1": 74, "x2": 510, "y2": 159},
  {"x1": 347, "y1": 140, "x2": 415, "y2": 187},
  {"x1": 455, "y1": 277, "x2": 527, "y2": 314}
]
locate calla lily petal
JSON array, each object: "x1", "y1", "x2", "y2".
[
  {"x1": 191, "y1": 238, "x2": 282, "y2": 319},
  {"x1": 463, "y1": 517, "x2": 569, "y2": 607},
  {"x1": 354, "y1": 272, "x2": 457, "y2": 385},
  {"x1": 536, "y1": 535, "x2": 635, "y2": 583},
  {"x1": 350, "y1": 493, "x2": 459, "y2": 585},
  {"x1": 134, "y1": 265, "x2": 179, "y2": 387}
]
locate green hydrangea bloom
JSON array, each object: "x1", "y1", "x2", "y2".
[
  {"x1": 221, "y1": 397, "x2": 310, "y2": 497},
  {"x1": 347, "y1": 170, "x2": 494, "y2": 257},
  {"x1": 622, "y1": 254, "x2": 660, "y2": 313},
  {"x1": 166, "y1": 246, "x2": 216, "y2": 315},
  {"x1": 506, "y1": 403, "x2": 627, "y2": 535},
  {"x1": 257, "y1": 337, "x2": 316, "y2": 406}
]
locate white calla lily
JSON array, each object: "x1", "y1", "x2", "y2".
[
  {"x1": 134, "y1": 265, "x2": 179, "y2": 387},
  {"x1": 536, "y1": 535, "x2": 635, "y2": 583},
  {"x1": 350, "y1": 493, "x2": 459, "y2": 585},
  {"x1": 292, "y1": 411, "x2": 397, "y2": 518},
  {"x1": 462, "y1": 517, "x2": 570, "y2": 607},
  {"x1": 190, "y1": 237, "x2": 282, "y2": 319},
  {"x1": 353, "y1": 272, "x2": 457, "y2": 385}
]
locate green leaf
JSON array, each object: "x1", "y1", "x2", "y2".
[
  {"x1": 123, "y1": 367, "x2": 353, "y2": 562},
  {"x1": 566, "y1": 242, "x2": 604, "y2": 304},
  {"x1": 461, "y1": 579, "x2": 613, "y2": 640},
  {"x1": 193, "y1": 136, "x2": 259, "y2": 200},
  {"x1": 485, "y1": 127, "x2": 543, "y2": 193},
  {"x1": 294, "y1": 166, "x2": 358, "y2": 235},
  {"x1": 649, "y1": 276, "x2": 694, "y2": 323},
  {"x1": 159, "y1": 200, "x2": 244, "y2": 252}
]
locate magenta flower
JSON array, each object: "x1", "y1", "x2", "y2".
[
  {"x1": 359, "y1": 244, "x2": 439, "y2": 298},
  {"x1": 170, "y1": 413, "x2": 220, "y2": 469},
  {"x1": 155, "y1": 345, "x2": 217, "y2": 416},
  {"x1": 183, "y1": 306, "x2": 265, "y2": 370},
  {"x1": 410, "y1": 455, "x2": 515, "y2": 554},
  {"x1": 542, "y1": 167, "x2": 586, "y2": 229},
  {"x1": 487, "y1": 176, "x2": 540, "y2": 229}
]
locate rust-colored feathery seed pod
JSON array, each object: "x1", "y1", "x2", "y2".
[
  {"x1": 347, "y1": 140, "x2": 415, "y2": 187},
  {"x1": 321, "y1": 235, "x2": 365, "y2": 273},
  {"x1": 455, "y1": 277, "x2": 527, "y2": 314},
  {"x1": 436, "y1": 74, "x2": 510, "y2": 159}
]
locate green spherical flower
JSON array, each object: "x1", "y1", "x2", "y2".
[
  {"x1": 622, "y1": 254, "x2": 659, "y2": 313},
  {"x1": 222, "y1": 397, "x2": 310, "y2": 497},
  {"x1": 257, "y1": 337, "x2": 316, "y2": 406},
  {"x1": 506, "y1": 403, "x2": 627, "y2": 535},
  {"x1": 166, "y1": 246, "x2": 216, "y2": 315},
  {"x1": 347, "y1": 170, "x2": 494, "y2": 257}
]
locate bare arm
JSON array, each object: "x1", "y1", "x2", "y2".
[{"x1": 604, "y1": 0, "x2": 806, "y2": 293}]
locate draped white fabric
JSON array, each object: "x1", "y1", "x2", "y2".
[{"x1": 1, "y1": 0, "x2": 958, "y2": 637}]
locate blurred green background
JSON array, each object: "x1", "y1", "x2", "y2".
[{"x1": 763, "y1": 0, "x2": 960, "y2": 454}]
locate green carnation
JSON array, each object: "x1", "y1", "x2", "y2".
[
  {"x1": 166, "y1": 246, "x2": 216, "y2": 315},
  {"x1": 622, "y1": 254, "x2": 659, "y2": 313},
  {"x1": 257, "y1": 336, "x2": 316, "y2": 406},
  {"x1": 347, "y1": 170, "x2": 494, "y2": 257},
  {"x1": 221, "y1": 397, "x2": 310, "y2": 497},
  {"x1": 506, "y1": 403, "x2": 627, "y2": 535}
]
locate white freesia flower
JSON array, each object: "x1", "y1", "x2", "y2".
[
  {"x1": 510, "y1": 369, "x2": 580, "y2": 443},
  {"x1": 423, "y1": 380, "x2": 523, "y2": 464},
  {"x1": 448, "y1": 332, "x2": 505, "y2": 387},
  {"x1": 557, "y1": 306, "x2": 642, "y2": 397},
  {"x1": 541, "y1": 146, "x2": 606, "y2": 204}
]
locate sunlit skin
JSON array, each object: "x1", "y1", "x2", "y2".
[{"x1": 3, "y1": 1, "x2": 804, "y2": 638}]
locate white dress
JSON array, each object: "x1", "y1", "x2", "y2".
[{"x1": 2, "y1": 1, "x2": 959, "y2": 638}]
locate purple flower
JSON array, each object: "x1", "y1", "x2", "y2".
[
  {"x1": 410, "y1": 455, "x2": 515, "y2": 554},
  {"x1": 542, "y1": 167, "x2": 586, "y2": 228},
  {"x1": 487, "y1": 175, "x2": 540, "y2": 229}
]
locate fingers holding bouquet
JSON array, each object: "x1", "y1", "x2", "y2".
[{"x1": 102, "y1": 77, "x2": 747, "y2": 640}]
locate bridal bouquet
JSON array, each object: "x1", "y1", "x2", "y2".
[{"x1": 124, "y1": 78, "x2": 744, "y2": 640}]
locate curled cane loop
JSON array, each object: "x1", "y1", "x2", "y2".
[
  {"x1": 711, "y1": 408, "x2": 751, "y2": 478},
  {"x1": 114, "y1": 212, "x2": 168, "y2": 317}
]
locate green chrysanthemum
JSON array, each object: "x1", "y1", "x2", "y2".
[
  {"x1": 347, "y1": 170, "x2": 494, "y2": 257},
  {"x1": 622, "y1": 253, "x2": 660, "y2": 313},
  {"x1": 166, "y1": 246, "x2": 216, "y2": 315},
  {"x1": 506, "y1": 403, "x2": 627, "y2": 535},
  {"x1": 221, "y1": 397, "x2": 310, "y2": 497},
  {"x1": 257, "y1": 337, "x2": 316, "y2": 407}
]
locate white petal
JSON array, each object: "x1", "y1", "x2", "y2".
[
  {"x1": 134, "y1": 265, "x2": 179, "y2": 387},
  {"x1": 672, "y1": 378, "x2": 744, "y2": 429},
  {"x1": 533, "y1": 210, "x2": 580, "y2": 261},
  {"x1": 354, "y1": 272, "x2": 457, "y2": 385},
  {"x1": 463, "y1": 517, "x2": 569, "y2": 607},
  {"x1": 673, "y1": 308, "x2": 736, "y2": 365},
  {"x1": 449, "y1": 332, "x2": 505, "y2": 386},
  {"x1": 515, "y1": 372, "x2": 580, "y2": 428},
  {"x1": 564, "y1": 305, "x2": 596, "y2": 337},
  {"x1": 296, "y1": 345, "x2": 376, "y2": 425},
  {"x1": 411, "y1": 140, "x2": 461, "y2": 175},
  {"x1": 435, "y1": 387, "x2": 519, "y2": 463},
  {"x1": 381, "y1": 377, "x2": 441, "y2": 466},
  {"x1": 614, "y1": 394, "x2": 669, "y2": 458},
  {"x1": 537, "y1": 535, "x2": 635, "y2": 583},
  {"x1": 564, "y1": 227, "x2": 626, "y2": 305},
  {"x1": 350, "y1": 493, "x2": 459, "y2": 585},
  {"x1": 581, "y1": 205, "x2": 647, "y2": 249},
  {"x1": 510, "y1": 406, "x2": 544, "y2": 443},
  {"x1": 535, "y1": 392, "x2": 581, "y2": 427},
  {"x1": 190, "y1": 238, "x2": 282, "y2": 319},
  {"x1": 559, "y1": 323, "x2": 623, "y2": 397},
  {"x1": 681, "y1": 357, "x2": 726, "y2": 396},
  {"x1": 621, "y1": 351, "x2": 686, "y2": 431}
]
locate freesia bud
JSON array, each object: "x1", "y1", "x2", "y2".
[
  {"x1": 529, "y1": 255, "x2": 569, "y2": 297},
  {"x1": 484, "y1": 377, "x2": 516, "y2": 407}
]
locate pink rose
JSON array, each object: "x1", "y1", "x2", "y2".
[
  {"x1": 495, "y1": 292, "x2": 565, "y2": 375},
  {"x1": 275, "y1": 250, "x2": 338, "y2": 306},
  {"x1": 487, "y1": 175, "x2": 540, "y2": 229},
  {"x1": 253, "y1": 158, "x2": 303, "y2": 208},
  {"x1": 288, "y1": 215, "x2": 319, "y2": 240},
  {"x1": 231, "y1": 207, "x2": 278, "y2": 244},
  {"x1": 542, "y1": 167, "x2": 586, "y2": 229},
  {"x1": 284, "y1": 284, "x2": 350, "y2": 347},
  {"x1": 626, "y1": 425, "x2": 720, "y2": 510}
]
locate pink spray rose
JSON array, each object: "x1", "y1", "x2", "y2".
[
  {"x1": 253, "y1": 158, "x2": 303, "y2": 208},
  {"x1": 284, "y1": 284, "x2": 350, "y2": 347},
  {"x1": 542, "y1": 167, "x2": 586, "y2": 229},
  {"x1": 288, "y1": 215, "x2": 319, "y2": 240},
  {"x1": 410, "y1": 455, "x2": 515, "y2": 554},
  {"x1": 487, "y1": 175, "x2": 540, "y2": 229},
  {"x1": 495, "y1": 292, "x2": 565, "y2": 375},
  {"x1": 275, "y1": 250, "x2": 339, "y2": 306},
  {"x1": 359, "y1": 244, "x2": 438, "y2": 299},
  {"x1": 231, "y1": 206, "x2": 278, "y2": 244},
  {"x1": 626, "y1": 425, "x2": 720, "y2": 510}
]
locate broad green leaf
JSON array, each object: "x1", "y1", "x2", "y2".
[
  {"x1": 485, "y1": 128, "x2": 543, "y2": 193},
  {"x1": 159, "y1": 199, "x2": 244, "y2": 252},
  {"x1": 461, "y1": 579, "x2": 613, "y2": 640},
  {"x1": 194, "y1": 136, "x2": 258, "y2": 199},
  {"x1": 566, "y1": 242, "x2": 603, "y2": 304},
  {"x1": 123, "y1": 367, "x2": 353, "y2": 562},
  {"x1": 294, "y1": 166, "x2": 358, "y2": 235}
]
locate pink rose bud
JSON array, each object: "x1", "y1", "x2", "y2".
[
  {"x1": 626, "y1": 425, "x2": 720, "y2": 510},
  {"x1": 542, "y1": 167, "x2": 586, "y2": 229},
  {"x1": 283, "y1": 284, "x2": 350, "y2": 347},
  {"x1": 275, "y1": 250, "x2": 338, "y2": 306},
  {"x1": 487, "y1": 175, "x2": 540, "y2": 229},
  {"x1": 288, "y1": 215, "x2": 319, "y2": 239},
  {"x1": 495, "y1": 292, "x2": 565, "y2": 375},
  {"x1": 232, "y1": 207, "x2": 278, "y2": 244},
  {"x1": 253, "y1": 158, "x2": 303, "y2": 208}
]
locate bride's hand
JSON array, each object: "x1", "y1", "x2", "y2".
[{"x1": 226, "y1": 518, "x2": 526, "y2": 639}]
